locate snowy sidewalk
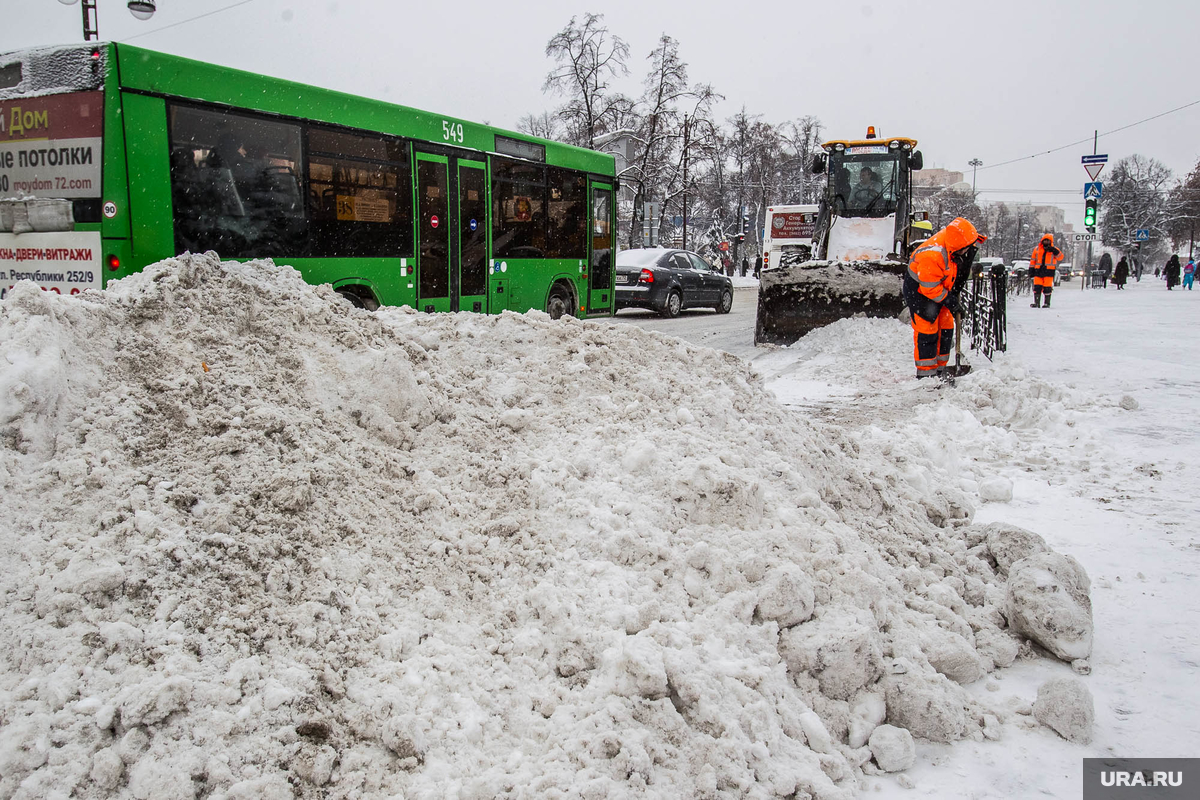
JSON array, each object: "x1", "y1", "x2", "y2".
[{"x1": 755, "y1": 277, "x2": 1200, "y2": 797}]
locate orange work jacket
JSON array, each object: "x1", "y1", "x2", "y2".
[
  {"x1": 907, "y1": 217, "x2": 985, "y2": 304},
  {"x1": 1030, "y1": 235, "x2": 1063, "y2": 288}
]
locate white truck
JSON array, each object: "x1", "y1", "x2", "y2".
[{"x1": 762, "y1": 204, "x2": 819, "y2": 271}]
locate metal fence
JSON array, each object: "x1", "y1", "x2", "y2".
[
  {"x1": 1007, "y1": 274, "x2": 1031, "y2": 297},
  {"x1": 962, "y1": 265, "x2": 1007, "y2": 358}
]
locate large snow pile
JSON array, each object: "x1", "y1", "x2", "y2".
[{"x1": 0, "y1": 253, "x2": 1085, "y2": 798}]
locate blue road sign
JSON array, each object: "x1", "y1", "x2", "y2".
[
  {"x1": 1081, "y1": 154, "x2": 1109, "y2": 164},
  {"x1": 1135, "y1": 229, "x2": 1150, "y2": 241},
  {"x1": 672, "y1": 216, "x2": 684, "y2": 227},
  {"x1": 1084, "y1": 182, "x2": 1103, "y2": 200}
]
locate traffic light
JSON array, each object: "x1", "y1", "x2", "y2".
[
  {"x1": 741, "y1": 208, "x2": 750, "y2": 235},
  {"x1": 1084, "y1": 198, "x2": 1097, "y2": 232}
]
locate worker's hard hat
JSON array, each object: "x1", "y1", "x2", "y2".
[{"x1": 947, "y1": 217, "x2": 987, "y2": 247}]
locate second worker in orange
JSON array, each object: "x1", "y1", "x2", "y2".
[{"x1": 1029, "y1": 234, "x2": 1063, "y2": 308}]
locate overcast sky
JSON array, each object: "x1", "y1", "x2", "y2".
[{"x1": 4, "y1": 0, "x2": 1198, "y2": 227}]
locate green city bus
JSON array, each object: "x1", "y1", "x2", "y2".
[{"x1": 0, "y1": 43, "x2": 617, "y2": 318}]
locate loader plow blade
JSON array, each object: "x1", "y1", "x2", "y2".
[{"x1": 753, "y1": 260, "x2": 908, "y2": 346}]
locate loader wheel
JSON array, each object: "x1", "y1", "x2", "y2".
[
  {"x1": 715, "y1": 289, "x2": 733, "y2": 314},
  {"x1": 660, "y1": 290, "x2": 682, "y2": 318}
]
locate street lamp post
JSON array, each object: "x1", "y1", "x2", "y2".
[
  {"x1": 57, "y1": 0, "x2": 157, "y2": 40},
  {"x1": 968, "y1": 158, "x2": 983, "y2": 195}
]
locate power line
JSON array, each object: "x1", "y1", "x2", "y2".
[
  {"x1": 971, "y1": 98, "x2": 1200, "y2": 174},
  {"x1": 118, "y1": 0, "x2": 258, "y2": 42}
]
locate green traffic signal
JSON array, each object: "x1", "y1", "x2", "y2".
[{"x1": 1084, "y1": 198, "x2": 1097, "y2": 227}]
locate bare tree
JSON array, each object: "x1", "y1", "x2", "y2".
[
  {"x1": 781, "y1": 116, "x2": 824, "y2": 204},
  {"x1": 983, "y1": 204, "x2": 1005, "y2": 259},
  {"x1": 529, "y1": 20, "x2": 827, "y2": 257},
  {"x1": 516, "y1": 111, "x2": 560, "y2": 141},
  {"x1": 622, "y1": 35, "x2": 717, "y2": 248},
  {"x1": 668, "y1": 85, "x2": 721, "y2": 250},
  {"x1": 745, "y1": 120, "x2": 783, "y2": 256},
  {"x1": 922, "y1": 187, "x2": 984, "y2": 232},
  {"x1": 543, "y1": 14, "x2": 631, "y2": 149},
  {"x1": 980, "y1": 203, "x2": 1040, "y2": 263},
  {"x1": 725, "y1": 108, "x2": 758, "y2": 248}
]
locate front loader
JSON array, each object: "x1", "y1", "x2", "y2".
[{"x1": 754, "y1": 127, "x2": 928, "y2": 345}]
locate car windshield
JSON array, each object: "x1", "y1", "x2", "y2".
[
  {"x1": 616, "y1": 248, "x2": 668, "y2": 268},
  {"x1": 829, "y1": 152, "x2": 902, "y2": 217}
]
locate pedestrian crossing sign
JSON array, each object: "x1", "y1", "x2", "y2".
[{"x1": 1084, "y1": 182, "x2": 1103, "y2": 200}]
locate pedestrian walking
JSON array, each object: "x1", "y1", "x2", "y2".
[
  {"x1": 741, "y1": 256, "x2": 749, "y2": 277},
  {"x1": 1155, "y1": 266, "x2": 1162, "y2": 279},
  {"x1": 1029, "y1": 234, "x2": 1063, "y2": 307},
  {"x1": 1166, "y1": 255, "x2": 1181, "y2": 290},
  {"x1": 754, "y1": 252, "x2": 763, "y2": 279},
  {"x1": 902, "y1": 217, "x2": 986, "y2": 380},
  {"x1": 1184, "y1": 258, "x2": 1196, "y2": 290},
  {"x1": 1113, "y1": 257, "x2": 1129, "y2": 289}
]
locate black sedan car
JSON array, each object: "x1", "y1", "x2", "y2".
[{"x1": 614, "y1": 248, "x2": 734, "y2": 317}]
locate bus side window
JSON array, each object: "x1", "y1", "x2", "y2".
[
  {"x1": 306, "y1": 128, "x2": 412, "y2": 258},
  {"x1": 167, "y1": 103, "x2": 306, "y2": 257},
  {"x1": 545, "y1": 168, "x2": 587, "y2": 259},
  {"x1": 492, "y1": 158, "x2": 547, "y2": 259}
]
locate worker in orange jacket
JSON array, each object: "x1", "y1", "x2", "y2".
[
  {"x1": 1029, "y1": 234, "x2": 1063, "y2": 307},
  {"x1": 903, "y1": 217, "x2": 987, "y2": 379}
]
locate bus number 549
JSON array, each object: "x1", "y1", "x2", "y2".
[{"x1": 442, "y1": 121, "x2": 464, "y2": 143}]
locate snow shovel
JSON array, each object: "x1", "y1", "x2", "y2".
[{"x1": 947, "y1": 311, "x2": 972, "y2": 379}]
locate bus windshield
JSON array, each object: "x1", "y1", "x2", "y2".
[{"x1": 829, "y1": 152, "x2": 902, "y2": 217}]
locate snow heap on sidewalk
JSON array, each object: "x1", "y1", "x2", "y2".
[{"x1": 0, "y1": 253, "x2": 1087, "y2": 798}]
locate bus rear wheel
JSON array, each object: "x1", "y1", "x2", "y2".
[
  {"x1": 546, "y1": 283, "x2": 575, "y2": 320},
  {"x1": 336, "y1": 287, "x2": 380, "y2": 311}
]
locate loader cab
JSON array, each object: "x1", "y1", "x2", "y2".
[{"x1": 810, "y1": 131, "x2": 922, "y2": 261}]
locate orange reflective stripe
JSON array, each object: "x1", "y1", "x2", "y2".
[
  {"x1": 907, "y1": 266, "x2": 945, "y2": 288},
  {"x1": 909, "y1": 243, "x2": 951, "y2": 295}
]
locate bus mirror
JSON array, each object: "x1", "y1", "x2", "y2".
[
  {"x1": 908, "y1": 150, "x2": 924, "y2": 171},
  {"x1": 810, "y1": 154, "x2": 826, "y2": 175},
  {"x1": 613, "y1": 178, "x2": 621, "y2": 193}
]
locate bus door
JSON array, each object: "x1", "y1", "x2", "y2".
[
  {"x1": 415, "y1": 152, "x2": 451, "y2": 312},
  {"x1": 588, "y1": 181, "x2": 614, "y2": 314},
  {"x1": 457, "y1": 159, "x2": 488, "y2": 313}
]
